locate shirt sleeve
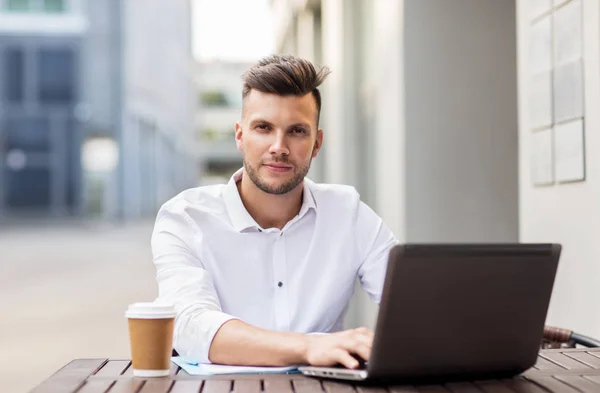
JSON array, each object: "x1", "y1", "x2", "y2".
[
  {"x1": 355, "y1": 201, "x2": 399, "y2": 304},
  {"x1": 151, "y1": 205, "x2": 239, "y2": 364}
]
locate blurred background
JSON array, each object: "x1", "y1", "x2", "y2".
[{"x1": 1, "y1": 0, "x2": 598, "y2": 392}]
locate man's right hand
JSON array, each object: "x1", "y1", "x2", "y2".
[{"x1": 304, "y1": 327, "x2": 374, "y2": 369}]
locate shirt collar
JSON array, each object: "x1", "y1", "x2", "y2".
[{"x1": 223, "y1": 167, "x2": 317, "y2": 233}]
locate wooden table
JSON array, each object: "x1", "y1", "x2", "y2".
[{"x1": 30, "y1": 348, "x2": 600, "y2": 393}]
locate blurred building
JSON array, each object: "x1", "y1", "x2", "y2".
[
  {"x1": 272, "y1": 0, "x2": 600, "y2": 340},
  {"x1": 195, "y1": 61, "x2": 247, "y2": 185},
  {"x1": 0, "y1": 0, "x2": 195, "y2": 219}
]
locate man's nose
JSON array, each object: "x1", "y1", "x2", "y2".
[{"x1": 269, "y1": 130, "x2": 290, "y2": 156}]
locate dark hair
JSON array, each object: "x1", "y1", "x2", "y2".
[{"x1": 242, "y1": 55, "x2": 331, "y2": 125}]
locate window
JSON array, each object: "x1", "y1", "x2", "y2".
[
  {"x1": 6, "y1": 0, "x2": 65, "y2": 12},
  {"x1": 4, "y1": 48, "x2": 24, "y2": 103},
  {"x1": 200, "y1": 127, "x2": 219, "y2": 141},
  {"x1": 6, "y1": 117, "x2": 50, "y2": 153},
  {"x1": 7, "y1": 0, "x2": 30, "y2": 11},
  {"x1": 200, "y1": 91, "x2": 228, "y2": 107},
  {"x1": 37, "y1": 48, "x2": 75, "y2": 103},
  {"x1": 43, "y1": 0, "x2": 64, "y2": 12},
  {"x1": 6, "y1": 168, "x2": 51, "y2": 207}
]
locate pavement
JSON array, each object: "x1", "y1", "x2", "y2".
[{"x1": 0, "y1": 220, "x2": 158, "y2": 393}]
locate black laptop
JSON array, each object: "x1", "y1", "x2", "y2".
[{"x1": 299, "y1": 243, "x2": 561, "y2": 383}]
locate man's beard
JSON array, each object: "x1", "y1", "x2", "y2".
[{"x1": 243, "y1": 157, "x2": 311, "y2": 195}]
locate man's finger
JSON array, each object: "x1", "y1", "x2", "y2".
[
  {"x1": 334, "y1": 349, "x2": 359, "y2": 369},
  {"x1": 347, "y1": 342, "x2": 371, "y2": 362}
]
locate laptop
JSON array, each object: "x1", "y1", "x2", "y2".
[{"x1": 299, "y1": 243, "x2": 561, "y2": 383}]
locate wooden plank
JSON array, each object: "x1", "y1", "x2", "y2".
[
  {"x1": 30, "y1": 379, "x2": 86, "y2": 393},
  {"x1": 232, "y1": 380, "x2": 261, "y2": 393},
  {"x1": 410, "y1": 386, "x2": 449, "y2": 393},
  {"x1": 387, "y1": 386, "x2": 419, "y2": 393},
  {"x1": 106, "y1": 379, "x2": 145, "y2": 393},
  {"x1": 76, "y1": 380, "x2": 116, "y2": 393},
  {"x1": 533, "y1": 355, "x2": 564, "y2": 372},
  {"x1": 524, "y1": 376, "x2": 580, "y2": 393},
  {"x1": 555, "y1": 375, "x2": 600, "y2": 392},
  {"x1": 292, "y1": 378, "x2": 324, "y2": 393},
  {"x1": 588, "y1": 351, "x2": 600, "y2": 360},
  {"x1": 564, "y1": 352, "x2": 600, "y2": 369},
  {"x1": 540, "y1": 352, "x2": 592, "y2": 370},
  {"x1": 170, "y1": 362, "x2": 181, "y2": 376},
  {"x1": 264, "y1": 379, "x2": 294, "y2": 393},
  {"x1": 444, "y1": 382, "x2": 483, "y2": 393},
  {"x1": 30, "y1": 359, "x2": 109, "y2": 393},
  {"x1": 53, "y1": 359, "x2": 109, "y2": 379},
  {"x1": 138, "y1": 379, "x2": 174, "y2": 393},
  {"x1": 356, "y1": 387, "x2": 388, "y2": 393},
  {"x1": 170, "y1": 380, "x2": 203, "y2": 393},
  {"x1": 122, "y1": 363, "x2": 134, "y2": 376},
  {"x1": 202, "y1": 380, "x2": 232, "y2": 393},
  {"x1": 473, "y1": 380, "x2": 514, "y2": 393},
  {"x1": 583, "y1": 375, "x2": 600, "y2": 385},
  {"x1": 95, "y1": 361, "x2": 131, "y2": 377},
  {"x1": 322, "y1": 381, "x2": 356, "y2": 393},
  {"x1": 501, "y1": 378, "x2": 548, "y2": 393}
]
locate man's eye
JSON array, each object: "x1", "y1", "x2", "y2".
[
  {"x1": 256, "y1": 124, "x2": 269, "y2": 130},
  {"x1": 292, "y1": 127, "x2": 306, "y2": 134}
]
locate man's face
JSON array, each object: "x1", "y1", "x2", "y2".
[{"x1": 235, "y1": 90, "x2": 323, "y2": 195}]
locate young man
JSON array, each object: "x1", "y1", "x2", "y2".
[{"x1": 151, "y1": 55, "x2": 398, "y2": 369}]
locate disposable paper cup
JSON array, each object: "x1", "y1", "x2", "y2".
[{"x1": 126, "y1": 302, "x2": 176, "y2": 377}]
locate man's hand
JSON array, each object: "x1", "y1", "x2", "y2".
[{"x1": 304, "y1": 327, "x2": 374, "y2": 369}]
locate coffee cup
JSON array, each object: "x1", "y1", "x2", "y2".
[{"x1": 126, "y1": 302, "x2": 176, "y2": 377}]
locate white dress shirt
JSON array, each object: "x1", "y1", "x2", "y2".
[{"x1": 151, "y1": 168, "x2": 398, "y2": 364}]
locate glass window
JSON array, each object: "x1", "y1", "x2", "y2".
[
  {"x1": 43, "y1": 0, "x2": 64, "y2": 12},
  {"x1": 7, "y1": 0, "x2": 31, "y2": 11},
  {"x1": 4, "y1": 48, "x2": 25, "y2": 103},
  {"x1": 200, "y1": 91, "x2": 229, "y2": 107},
  {"x1": 6, "y1": 0, "x2": 65, "y2": 12},
  {"x1": 5, "y1": 117, "x2": 50, "y2": 153},
  {"x1": 37, "y1": 48, "x2": 75, "y2": 104},
  {"x1": 6, "y1": 168, "x2": 51, "y2": 207}
]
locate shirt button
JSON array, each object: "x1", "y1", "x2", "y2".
[{"x1": 278, "y1": 282, "x2": 283, "y2": 287}]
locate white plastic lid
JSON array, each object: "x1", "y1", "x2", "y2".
[{"x1": 125, "y1": 302, "x2": 176, "y2": 319}]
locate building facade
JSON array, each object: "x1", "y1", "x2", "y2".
[
  {"x1": 271, "y1": 0, "x2": 600, "y2": 341},
  {"x1": 0, "y1": 0, "x2": 196, "y2": 219},
  {"x1": 195, "y1": 61, "x2": 249, "y2": 185}
]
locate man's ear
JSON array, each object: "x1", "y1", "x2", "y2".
[
  {"x1": 235, "y1": 122, "x2": 244, "y2": 152},
  {"x1": 312, "y1": 129, "x2": 324, "y2": 158}
]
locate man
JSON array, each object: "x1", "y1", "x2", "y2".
[{"x1": 151, "y1": 55, "x2": 398, "y2": 369}]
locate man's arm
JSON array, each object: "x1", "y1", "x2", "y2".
[
  {"x1": 355, "y1": 202, "x2": 399, "y2": 303},
  {"x1": 209, "y1": 320, "x2": 373, "y2": 368},
  {"x1": 152, "y1": 204, "x2": 373, "y2": 368}
]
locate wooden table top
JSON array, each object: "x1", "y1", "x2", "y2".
[{"x1": 29, "y1": 348, "x2": 600, "y2": 393}]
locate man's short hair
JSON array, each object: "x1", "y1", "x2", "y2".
[{"x1": 242, "y1": 55, "x2": 331, "y2": 125}]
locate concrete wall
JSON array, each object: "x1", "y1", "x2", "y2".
[
  {"x1": 403, "y1": 0, "x2": 519, "y2": 244},
  {"x1": 82, "y1": 0, "x2": 117, "y2": 132},
  {"x1": 517, "y1": 0, "x2": 600, "y2": 338},
  {"x1": 317, "y1": 0, "x2": 520, "y2": 329},
  {"x1": 120, "y1": 0, "x2": 195, "y2": 217}
]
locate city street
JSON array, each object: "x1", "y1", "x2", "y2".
[{"x1": 0, "y1": 220, "x2": 158, "y2": 393}]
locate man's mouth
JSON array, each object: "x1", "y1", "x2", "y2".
[{"x1": 263, "y1": 163, "x2": 293, "y2": 173}]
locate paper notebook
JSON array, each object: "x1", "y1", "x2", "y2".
[{"x1": 171, "y1": 357, "x2": 299, "y2": 376}]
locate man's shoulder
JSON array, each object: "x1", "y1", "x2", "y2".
[
  {"x1": 160, "y1": 183, "x2": 227, "y2": 215},
  {"x1": 307, "y1": 179, "x2": 361, "y2": 208}
]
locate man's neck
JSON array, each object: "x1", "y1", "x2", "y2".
[{"x1": 237, "y1": 171, "x2": 304, "y2": 230}]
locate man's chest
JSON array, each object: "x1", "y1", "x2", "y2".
[{"x1": 196, "y1": 225, "x2": 361, "y2": 330}]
